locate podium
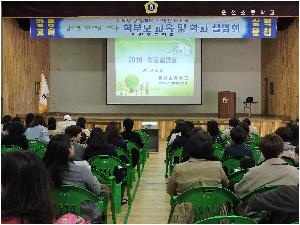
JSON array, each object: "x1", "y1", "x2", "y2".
[{"x1": 218, "y1": 91, "x2": 236, "y2": 118}]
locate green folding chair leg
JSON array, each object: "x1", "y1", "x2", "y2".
[{"x1": 114, "y1": 183, "x2": 122, "y2": 214}]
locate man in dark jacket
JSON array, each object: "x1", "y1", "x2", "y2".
[{"x1": 246, "y1": 185, "x2": 299, "y2": 224}]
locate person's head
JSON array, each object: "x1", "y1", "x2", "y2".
[
  {"x1": 63, "y1": 115, "x2": 72, "y2": 121},
  {"x1": 286, "y1": 123, "x2": 299, "y2": 142},
  {"x1": 7, "y1": 121, "x2": 26, "y2": 135},
  {"x1": 243, "y1": 118, "x2": 251, "y2": 126},
  {"x1": 190, "y1": 127, "x2": 204, "y2": 136},
  {"x1": 105, "y1": 121, "x2": 121, "y2": 143},
  {"x1": 230, "y1": 127, "x2": 247, "y2": 144},
  {"x1": 2, "y1": 115, "x2": 12, "y2": 124},
  {"x1": 76, "y1": 117, "x2": 86, "y2": 129},
  {"x1": 25, "y1": 113, "x2": 34, "y2": 128},
  {"x1": 43, "y1": 134, "x2": 74, "y2": 187},
  {"x1": 275, "y1": 127, "x2": 293, "y2": 142},
  {"x1": 184, "y1": 131, "x2": 213, "y2": 160},
  {"x1": 47, "y1": 117, "x2": 57, "y2": 130},
  {"x1": 294, "y1": 145, "x2": 299, "y2": 166},
  {"x1": 123, "y1": 118, "x2": 134, "y2": 131},
  {"x1": 88, "y1": 127, "x2": 109, "y2": 149},
  {"x1": 238, "y1": 122, "x2": 250, "y2": 135},
  {"x1": 29, "y1": 114, "x2": 46, "y2": 128},
  {"x1": 207, "y1": 120, "x2": 220, "y2": 137},
  {"x1": 259, "y1": 134, "x2": 283, "y2": 160},
  {"x1": 240, "y1": 157, "x2": 255, "y2": 169},
  {"x1": 2, "y1": 151, "x2": 55, "y2": 223},
  {"x1": 2, "y1": 121, "x2": 12, "y2": 135},
  {"x1": 184, "y1": 121, "x2": 195, "y2": 134},
  {"x1": 12, "y1": 116, "x2": 21, "y2": 123},
  {"x1": 174, "y1": 120, "x2": 185, "y2": 133},
  {"x1": 64, "y1": 125, "x2": 82, "y2": 142},
  {"x1": 229, "y1": 117, "x2": 240, "y2": 128}
]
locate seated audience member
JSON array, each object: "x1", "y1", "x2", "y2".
[
  {"x1": 286, "y1": 122, "x2": 299, "y2": 147},
  {"x1": 25, "y1": 115, "x2": 50, "y2": 143},
  {"x1": 84, "y1": 127, "x2": 117, "y2": 161},
  {"x1": 246, "y1": 185, "x2": 299, "y2": 224},
  {"x1": 168, "y1": 119, "x2": 185, "y2": 145},
  {"x1": 44, "y1": 134, "x2": 109, "y2": 196},
  {"x1": 57, "y1": 115, "x2": 76, "y2": 133},
  {"x1": 121, "y1": 118, "x2": 143, "y2": 167},
  {"x1": 238, "y1": 122, "x2": 252, "y2": 141},
  {"x1": 167, "y1": 132, "x2": 228, "y2": 196},
  {"x1": 84, "y1": 128, "x2": 126, "y2": 203},
  {"x1": 234, "y1": 134, "x2": 299, "y2": 198},
  {"x1": 65, "y1": 125, "x2": 86, "y2": 161},
  {"x1": 184, "y1": 120, "x2": 195, "y2": 135},
  {"x1": 223, "y1": 127, "x2": 253, "y2": 160},
  {"x1": 207, "y1": 120, "x2": 223, "y2": 143},
  {"x1": 2, "y1": 122, "x2": 29, "y2": 150},
  {"x1": 1, "y1": 121, "x2": 11, "y2": 141},
  {"x1": 12, "y1": 116, "x2": 22, "y2": 123},
  {"x1": 25, "y1": 113, "x2": 34, "y2": 129},
  {"x1": 105, "y1": 121, "x2": 128, "y2": 163},
  {"x1": 1, "y1": 115, "x2": 12, "y2": 128},
  {"x1": 221, "y1": 117, "x2": 240, "y2": 140},
  {"x1": 243, "y1": 118, "x2": 258, "y2": 135},
  {"x1": 47, "y1": 116, "x2": 60, "y2": 137},
  {"x1": 275, "y1": 127, "x2": 295, "y2": 159},
  {"x1": 76, "y1": 117, "x2": 90, "y2": 143},
  {"x1": 2, "y1": 151, "x2": 55, "y2": 223},
  {"x1": 170, "y1": 122, "x2": 191, "y2": 161}
]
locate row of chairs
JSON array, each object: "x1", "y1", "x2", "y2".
[
  {"x1": 1, "y1": 130, "x2": 150, "y2": 224},
  {"x1": 170, "y1": 185, "x2": 282, "y2": 224}
]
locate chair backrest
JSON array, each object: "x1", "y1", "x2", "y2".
[
  {"x1": 34, "y1": 146, "x2": 46, "y2": 158},
  {"x1": 169, "y1": 147, "x2": 184, "y2": 175},
  {"x1": 127, "y1": 141, "x2": 140, "y2": 153},
  {"x1": 252, "y1": 148, "x2": 261, "y2": 165},
  {"x1": 228, "y1": 169, "x2": 248, "y2": 184},
  {"x1": 282, "y1": 156, "x2": 295, "y2": 166},
  {"x1": 173, "y1": 186, "x2": 239, "y2": 222},
  {"x1": 242, "y1": 185, "x2": 282, "y2": 201},
  {"x1": 1, "y1": 145, "x2": 22, "y2": 154},
  {"x1": 28, "y1": 140, "x2": 47, "y2": 150},
  {"x1": 115, "y1": 146, "x2": 130, "y2": 161},
  {"x1": 213, "y1": 143, "x2": 224, "y2": 160},
  {"x1": 196, "y1": 215, "x2": 257, "y2": 224},
  {"x1": 222, "y1": 157, "x2": 241, "y2": 175},
  {"x1": 51, "y1": 184, "x2": 107, "y2": 222},
  {"x1": 88, "y1": 155, "x2": 127, "y2": 179}
]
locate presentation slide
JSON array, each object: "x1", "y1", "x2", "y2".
[{"x1": 107, "y1": 38, "x2": 202, "y2": 104}]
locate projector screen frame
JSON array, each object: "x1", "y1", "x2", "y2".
[{"x1": 106, "y1": 38, "x2": 202, "y2": 105}]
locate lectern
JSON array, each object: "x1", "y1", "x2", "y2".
[{"x1": 218, "y1": 91, "x2": 236, "y2": 118}]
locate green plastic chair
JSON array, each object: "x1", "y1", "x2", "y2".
[
  {"x1": 282, "y1": 156, "x2": 295, "y2": 166},
  {"x1": 168, "y1": 147, "x2": 184, "y2": 176},
  {"x1": 51, "y1": 184, "x2": 108, "y2": 223},
  {"x1": 251, "y1": 133, "x2": 261, "y2": 145},
  {"x1": 1, "y1": 145, "x2": 22, "y2": 154},
  {"x1": 171, "y1": 186, "x2": 239, "y2": 223},
  {"x1": 88, "y1": 155, "x2": 132, "y2": 213},
  {"x1": 28, "y1": 140, "x2": 47, "y2": 151},
  {"x1": 138, "y1": 130, "x2": 150, "y2": 164},
  {"x1": 222, "y1": 157, "x2": 241, "y2": 175},
  {"x1": 228, "y1": 169, "x2": 248, "y2": 184},
  {"x1": 196, "y1": 215, "x2": 257, "y2": 224},
  {"x1": 115, "y1": 146, "x2": 133, "y2": 189},
  {"x1": 127, "y1": 141, "x2": 142, "y2": 180},
  {"x1": 165, "y1": 144, "x2": 171, "y2": 178},
  {"x1": 213, "y1": 143, "x2": 224, "y2": 160},
  {"x1": 222, "y1": 138, "x2": 231, "y2": 148},
  {"x1": 241, "y1": 185, "x2": 282, "y2": 201},
  {"x1": 91, "y1": 168, "x2": 117, "y2": 223},
  {"x1": 252, "y1": 147, "x2": 261, "y2": 165}
]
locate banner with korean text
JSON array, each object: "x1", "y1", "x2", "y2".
[{"x1": 30, "y1": 17, "x2": 277, "y2": 39}]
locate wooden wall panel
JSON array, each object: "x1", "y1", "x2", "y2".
[
  {"x1": 261, "y1": 18, "x2": 299, "y2": 120},
  {"x1": 2, "y1": 18, "x2": 50, "y2": 116}
]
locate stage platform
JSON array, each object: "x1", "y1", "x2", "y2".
[{"x1": 18, "y1": 112, "x2": 290, "y2": 140}]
